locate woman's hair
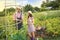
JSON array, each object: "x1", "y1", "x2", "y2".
[{"x1": 28, "y1": 13, "x2": 33, "y2": 18}]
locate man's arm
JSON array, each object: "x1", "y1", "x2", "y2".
[{"x1": 13, "y1": 13, "x2": 17, "y2": 22}]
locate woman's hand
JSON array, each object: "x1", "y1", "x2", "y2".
[{"x1": 31, "y1": 17, "x2": 34, "y2": 23}]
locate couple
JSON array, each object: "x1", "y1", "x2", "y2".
[{"x1": 13, "y1": 7, "x2": 35, "y2": 40}]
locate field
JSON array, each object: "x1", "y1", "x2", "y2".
[{"x1": 0, "y1": 10, "x2": 60, "y2": 40}]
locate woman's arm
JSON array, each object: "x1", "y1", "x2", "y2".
[{"x1": 32, "y1": 17, "x2": 34, "y2": 24}]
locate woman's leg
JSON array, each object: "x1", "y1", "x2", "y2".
[
  {"x1": 31, "y1": 32, "x2": 35, "y2": 40},
  {"x1": 31, "y1": 32, "x2": 35, "y2": 38}
]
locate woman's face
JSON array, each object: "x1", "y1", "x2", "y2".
[
  {"x1": 28, "y1": 11, "x2": 32, "y2": 17},
  {"x1": 28, "y1": 12, "x2": 31, "y2": 15},
  {"x1": 28, "y1": 13, "x2": 30, "y2": 15}
]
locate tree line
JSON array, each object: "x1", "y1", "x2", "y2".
[{"x1": 0, "y1": 0, "x2": 60, "y2": 16}]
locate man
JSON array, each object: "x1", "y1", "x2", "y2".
[{"x1": 13, "y1": 7, "x2": 23, "y2": 30}]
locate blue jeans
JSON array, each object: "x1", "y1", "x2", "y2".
[{"x1": 16, "y1": 21, "x2": 23, "y2": 30}]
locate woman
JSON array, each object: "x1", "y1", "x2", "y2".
[{"x1": 27, "y1": 11, "x2": 35, "y2": 40}]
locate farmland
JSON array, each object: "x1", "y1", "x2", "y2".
[{"x1": 0, "y1": 10, "x2": 60, "y2": 40}]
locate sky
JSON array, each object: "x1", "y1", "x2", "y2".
[{"x1": 0, "y1": 0, "x2": 46, "y2": 11}]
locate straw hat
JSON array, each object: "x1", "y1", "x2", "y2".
[
  {"x1": 16, "y1": 6, "x2": 21, "y2": 10},
  {"x1": 28, "y1": 11, "x2": 32, "y2": 14}
]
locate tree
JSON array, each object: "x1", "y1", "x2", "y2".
[
  {"x1": 3, "y1": 8, "x2": 15, "y2": 15},
  {"x1": 0, "y1": 12, "x2": 5, "y2": 16},
  {"x1": 55, "y1": 0, "x2": 60, "y2": 6},
  {"x1": 55, "y1": 0, "x2": 60, "y2": 3},
  {"x1": 34, "y1": 7, "x2": 40, "y2": 12},
  {"x1": 24, "y1": 4, "x2": 34, "y2": 12},
  {"x1": 41, "y1": 1, "x2": 46, "y2": 8},
  {"x1": 41, "y1": 0, "x2": 60, "y2": 10},
  {"x1": 46, "y1": 1, "x2": 59, "y2": 9}
]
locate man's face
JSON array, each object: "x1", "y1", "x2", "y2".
[{"x1": 16, "y1": 8, "x2": 21, "y2": 12}]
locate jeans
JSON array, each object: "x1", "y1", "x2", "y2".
[{"x1": 16, "y1": 21, "x2": 23, "y2": 30}]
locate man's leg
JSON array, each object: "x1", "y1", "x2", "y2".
[{"x1": 18, "y1": 22, "x2": 23, "y2": 30}]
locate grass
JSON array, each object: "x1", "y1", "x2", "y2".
[{"x1": 0, "y1": 10, "x2": 60, "y2": 40}]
